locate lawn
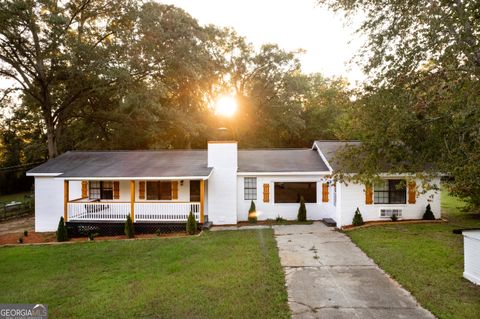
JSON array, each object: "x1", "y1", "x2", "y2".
[
  {"x1": 0, "y1": 191, "x2": 32, "y2": 203},
  {"x1": 0, "y1": 229, "x2": 290, "y2": 319},
  {"x1": 347, "y1": 191, "x2": 480, "y2": 319}
]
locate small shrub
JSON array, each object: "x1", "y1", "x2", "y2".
[
  {"x1": 423, "y1": 204, "x2": 435, "y2": 220},
  {"x1": 17, "y1": 237, "x2": 23, "y2": 244},
  {"x1": 297, "y1": 196, "x2": 307, "y2": 222},
  {"x1": 391, "y1": 213, "x2": 398, "y2": 222},
  {"x1": 23, "y1": 230, "x2": 28, "y2": 237},
  {"x1": 56, "y1": 217, "x2": 69, "y2": 242},
  {"x1": 186, "y1": 211, "x2": 197, "y2": 235},
  {"x1": 352, "y1": 207, "x2": 364, "y2": 226},
  {"x1": 155, "y1": 228, "x2": 162, "y2": 236},
  {"x1": 88, "y1": 232, "x2": 99, "y2": 241},
  {"x1": 124, "y1": 215, "x2": 135, "y2": 238},
  {"x1": 276, "y1": 215, "x2": 286, "y2": 223},
  {"x1": 248, "y1": 200, "x2": 257, "y2": 223}
]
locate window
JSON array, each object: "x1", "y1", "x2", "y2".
[
  {"x1": 380, "y1": 208, "x2": 403, "y2": 218},
  {"x1": 244, "y1": 177, "x2": 257, "y2": 200},
  {"x1": 374, "y1": 179, "x2": 406, "y2": 204},
  {"x1": 190, "y1": 180, "x2": 200, "y2": 202},
  {"x1": 147, "y1": 181, "x2": 172, "y2": 200},
  {"x1": 274, "y1": 182, "x2": 317, "y2": 203},
  {"x1": 89, "y1": 181, "x2": 113, "y2": 200}
]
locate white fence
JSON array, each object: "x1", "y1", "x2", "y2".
[{"x1": 67, "y1": 201, "x2": 200, "y2": 222}]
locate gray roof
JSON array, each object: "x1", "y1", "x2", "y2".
[
  {"x1": 313, "y1": 140, "x2": 362, "y2": 171},
  {"x1": 28, "y1": 148, "x2": 330, "y2": 177},
  {"x1": 238, "y1": 149, "x2": 329, "y2": 172},
  {"x1": 27, "y1": 150, "x2": 212, "y2": 178}
]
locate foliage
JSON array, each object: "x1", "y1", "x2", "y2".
[
  {"x1": 248, "y1": 200, "x2": 257, "y2": 223},
  {"x1": 276, "y1": 215, "x2": 286, "y2": 222},
  {"x1": 186, "y1": 211, "x2": 197, "y2": 235},
  {"x1": 23, "y1": 230, "x2": 28, "y2": 237},
  {"x1": 297, "y1": 196, "x2": 307, "y2": 222},
  {"x1": 56, "y1": 217, "x2": 68, "y2": 242},
  {"x1": 17, "y1": 237, "x2": 23, "y2": 244},
  {"x1": 352, "y1": 207, "x2": 364, "y2": 226},
  {"x1": 390, "y1": 213, "x2": 398, "y2": 222},
  {"x1": 423, "y1": 204, "x2": 435, "y2": 220},
  {"x1": 124, "y1": 215, "x2": 134, "y2": 238}
]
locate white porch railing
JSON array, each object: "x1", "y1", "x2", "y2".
[
  {"x1": 134, "y1": 202, "x2": 200, "y2": 222},
  {"x1": 67, "y1": 201, "x2": 200, "y2": 222},
  {"x1": 67, "y1": 202, "x2": 130, "y2": 221}
]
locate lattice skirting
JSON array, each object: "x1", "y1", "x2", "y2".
[{"x1": 66, "y1": 221, "x2": 200, "y2": 237}]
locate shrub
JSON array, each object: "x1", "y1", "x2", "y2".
[
  {"x1": 88, "y1": 232, "x2": 98, "y2": 241},
  {"x1": 56, "y1": 217, "x2": 69, "y2": 242},
  {"x1": 352, "y1": 208, "x2": 364, "y2": 226},
  {"x1": 297, "y1": 196, "x2": 307, "y2": 222},
  {"x1": 23, "y1": 230, "x2": 28, "y2": 237},
  {"x1": 186, "y1": 211, "x2": 197, "y2": 235},
  {"x1": 423, "y1": 204, "x2": 435, "y2": 220},
  {"x1": 17, "y1": 237, "x2": 23, "y2": 244},
  {"x1": 248, "y1": 200, "x2": 257, "y2": 223},
  {"x1": 391, "y1": 213, "x2": 398, "y2": 222},
  {"x1": 124, "y1": 215, "x2": 135, "y2": 238},
  {"x1": 276, "y1": 215, "x2": 286, "y2": 223}
]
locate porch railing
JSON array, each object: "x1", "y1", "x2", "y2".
[{"x1": 67, "y1": 201, "x2": 200, "y2": 222}]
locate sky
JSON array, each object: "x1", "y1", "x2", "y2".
[{"x1": 161, "y1": 0, "x2": 365, "y2": 86}]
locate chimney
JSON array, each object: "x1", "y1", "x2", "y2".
[{"x1": 207, "y1": 141, "x2": 238, "y2": 224}]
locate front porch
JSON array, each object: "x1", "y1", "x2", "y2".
[{"x1": 63, "y1": 179, "x2": 206, "y2": 224}]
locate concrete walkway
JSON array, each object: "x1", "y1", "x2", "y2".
[{"x1": 273, "y1": 223, "x2": 435, "y2": 319}]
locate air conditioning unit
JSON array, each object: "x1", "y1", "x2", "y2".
[{"x1": 380, "y1": 208, "x2": 402, "y2": 218}]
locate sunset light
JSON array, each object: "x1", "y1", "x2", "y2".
[{"x1": 214, "y1": 95, "x2": 237, "y2": 117}]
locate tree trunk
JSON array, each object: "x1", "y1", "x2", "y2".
[{"x1": 45, "y1": 120, "x2": 58, "y2": 159}]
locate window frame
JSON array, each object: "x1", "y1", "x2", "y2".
[
  {"x1": 274, "y1": 182, "x2": 317, "y2": 204},
  {"x1": 146, "y1": 181, "x2": 172, "y2": 200},
  {"x1": 373, "y1": 179, "x2": 407, "y2": 205},
  {"x1": 244, "y1": 177, "x2": 257, "y2": 200},
  {"x1": 89, "y1": 181, "x2": 113, "y2": 200}
]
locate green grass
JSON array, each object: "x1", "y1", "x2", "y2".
[
  {"x1": 347, "y1": 191, "x2": 480, "y2": 319},
  {"x1": 0, "y1": 230, "x2": 290, "y2": 319},
  {"x1": 0, "y1": 191, "x2": 32, "y2": 204}
]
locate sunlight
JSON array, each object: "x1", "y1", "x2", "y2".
[{"x1": 214, "y1": 95, "x2": 237, "y2": 117}]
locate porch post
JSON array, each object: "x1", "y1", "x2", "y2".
[
  {"x1": 130, "y1": 180, "x2": 135, "y2": 222},
  {"x1": 200, "y1": 179, "x2": 205, "y2": 223},
  {"x1": 64, "y1": 180, "x2": 69, "y2": 222}
]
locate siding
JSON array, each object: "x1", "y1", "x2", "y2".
[{"x1": 464, "y1": 231, "x2": 480, "y2": 285}]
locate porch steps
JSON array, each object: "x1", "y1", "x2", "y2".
[{"x1": 322, "y1": 218, "x2": 337, "y2": 227}]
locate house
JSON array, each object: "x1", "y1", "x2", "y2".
[
  {"x1": 27, "y1": 140, "x2": 441, "y2": 232},
  {"x1": 454, "y1": 229, "x2": 480, "y2": 285}
]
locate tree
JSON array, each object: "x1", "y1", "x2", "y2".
[
  {"x1": 248, "y1": 200, "x2": 257, "y2": 223},
  {"x1": 423, "y1": 204, "x2": 435, "y2": 220},
  {"x1": 56, "y1": 216, "x2": 68, "y2": 242},
  {"x1": 125, "y1": 215, "x2": 134, "y2": 238},
  {"x1": 352, "y1": 208, "x2": 364, "y2": 226},
  {"x1": 186, "y1": 211, "x2": 197, "y2": 235},
  {"x1": 297, "y1": 196, "x2": 307, "y2": 222}
]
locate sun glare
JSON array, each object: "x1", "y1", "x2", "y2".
[{"x1": 215, "y1": 95, "x2": 237, "y2": 117}]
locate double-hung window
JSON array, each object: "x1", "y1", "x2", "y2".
[
  {"x1": 374, "y1": 179, "x2": 406, "y2": 204},
  {"x1": 89, "y1": 181, "x2": 113, "y2": 200},
  {"x1": 147, "y1": 181, "x2": 172, "y2": 200},
  {"x1": 244, "y1": 177, "x2": 257, "y2": 200},
  {"x1": 274, "y1": 182, "x2": 317, "y2": 203}
]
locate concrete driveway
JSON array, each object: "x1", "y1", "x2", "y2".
[{"x1": 274, "y1": 223, "x2": 435, "y2": 319}]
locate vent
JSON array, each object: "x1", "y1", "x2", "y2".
[{"x1": 380, "y1": 208, "x2": 402, "y2": 218}]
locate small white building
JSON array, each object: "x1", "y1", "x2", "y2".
[
  {"x1": 461, "y1": 230, "x2": 480, "y2": 285},
  {"x1": 27, "y1": 140, "x2": 441, "y2": 232}
]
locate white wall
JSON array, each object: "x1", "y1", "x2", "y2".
[
  {"x1": 207, "y1": 142, "x2": 238, "y2": 224},
  {"x1": 337, "y1": 177, "x2": 442, "y2": 227},
  {"x1": 34, "y1": 177, "x2": 81, "y2": 232},
  {"x1": 463, "y1": 231, "x2": 480, "y2": 285},
  {"x1": 236, "y1": 175, "x2": 334, "y2": 221}
]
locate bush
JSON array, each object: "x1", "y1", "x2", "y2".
[
  {"x1": 17, "y1": 237, "x2": 23, "y2": 244},
  {"x1": 423, "y1": 204, "x2": 435, "y2": 220},
  {"x1": 297, "y1": 196, "x2": 307, "y2": 222},
  {"x1": 352, "y1": 208, "x2": 364, "y2": 226},
  {"x1": 56, "y1": 216, "x2": 69, "y2": 242},
  {"x1": 186, "y1": 211, "x2": 197, "y2": 235},
  {"x1": 248, "y1": 200, "x2": 257, "y2": 223},
  {"x1": 391, "y1": 213, "x2": 398, "y2": 222},
  {"x1": 276, "y1": 215, "x2": 286, "y2": 223},
  {"x1": 124, "y1": 215, "x2": 135, "y2": 238},
  {"x1": 23, "y1": 230, "x2": 28, "y2": 237}
]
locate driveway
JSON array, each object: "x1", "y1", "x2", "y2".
[{"x1": 274, "y1": 223, "x2": 435, "y2": 319}]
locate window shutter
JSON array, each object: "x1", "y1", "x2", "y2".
[
  {"x1": 81, "y1": 181, "x2": 88, "y2": 198},
  {"x1": 408, "y1": 181, "x2": 416, "y2": 204},
  {"x1": 322, "y1": 183, "x2": 329, "y2": 202},
  {"x1": 172, "y1": 181, "x2": 179, "y2": 200},
  {"x1": 263, "y1": 183, "x2": 270, "y2": 203},
  {"x1": 365, "y1": 184, "x2": 373, "y2": 205},
  {"x1": 113, "y1": 181, "x2": 120, "y2": 199},
  {"x1": 139, "y1": 181, "x2": 145, "y2": 200}
]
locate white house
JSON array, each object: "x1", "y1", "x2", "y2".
[
  {"x1": 459, "y1": 229, "x2": 480, "y2": 285},
  {"x1": 27, "y1": 140, "x2": 441, "y2": 232}
]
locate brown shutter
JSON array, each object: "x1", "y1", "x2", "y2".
[
  {"x1": 322, "y1": 183, "x2": 329, "y2": 202},
  {"x1": 263, "y1": 183, "x2": 270, "y2": 203},
  {"x1": 113, "y1": 181, "x2": 120, "y2": 199},
  {"x1": 81, "y1": 181, "x2": 88, "y2": 198},
  {"x1": 365, "y1": 184, "x2": 373, "y2": 205},
  {"x1": 408, "y1": 181, "x2": 416, "y2": 204},
  {"x1": 139, "y1": 181, "x2": 145, "y2": 200},
  {"x1": 172, "y1": 181, "x2": 179, "y2": 200}
]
